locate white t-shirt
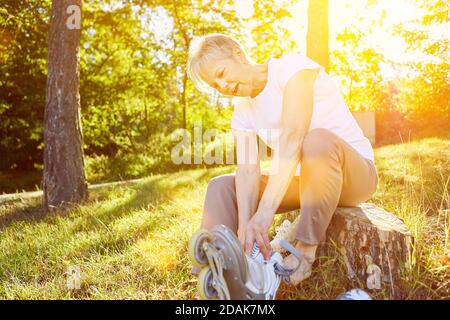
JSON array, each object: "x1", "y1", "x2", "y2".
[{"x1": 231, "y1": 53, "x2": 374, "y2": 176}]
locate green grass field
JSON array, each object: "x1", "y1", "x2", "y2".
[{"x1": 0, "y1": 138, "x2": 448, "y2": 299}]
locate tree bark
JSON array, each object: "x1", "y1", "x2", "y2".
[
  {"x1": 43, "y1": 0, "x2": 88, "y2": 210},
  {"x1": 271, "y1": 203, "x2": 413, "y2": 298},
  {"x1": 181, "y1": 70, "x2": 188, "y2": 129},
  {"x1": 307, "y1": 0, "x2": 329, "y2": 72}
]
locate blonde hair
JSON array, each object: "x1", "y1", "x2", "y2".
[{"x1": 187, "y1": 33, "x2": 251, "y2": 93}]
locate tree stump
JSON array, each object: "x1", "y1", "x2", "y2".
[{"x1": 271, "y1": 203, "x2": 413, "y2": 297}]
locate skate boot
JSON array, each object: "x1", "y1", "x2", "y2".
[{"x1": 188, "y1": 224, "x2": 302, "y2": 300}]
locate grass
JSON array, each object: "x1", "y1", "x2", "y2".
[{"x1": 0, "y1": 137, "x2": 448, "y2": 299}]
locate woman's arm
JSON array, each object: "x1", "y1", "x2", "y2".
[
  {"x1": 244, "y1": 68, "x2": 319, "y2": 258},
  {"x1": 234, "y1": 130, "x2": 260, "y2": 243}
]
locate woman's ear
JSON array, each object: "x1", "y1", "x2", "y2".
[{"x1": 233, "y1": 46, "x2": 247, "y2": 63}]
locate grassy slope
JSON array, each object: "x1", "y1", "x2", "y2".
[{"x1": 0, "y1": 138, "x2": 448, "y2": 299}]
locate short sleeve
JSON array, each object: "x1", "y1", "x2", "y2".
[
  {"x1": 231, "y1": 97, "x2": 254, "y2": 133},
  {"x1": 276, "y1": 54, "x2": 323, "y2": 91}
]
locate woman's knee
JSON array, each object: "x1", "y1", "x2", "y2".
[
  {"x1": 206, "y1": 174, "x2": 236, "y2": 198},
  {"x1": 203, "y1": 174, "x2": 238, "y2": 230},
  {"x1": 301, "y1": 128, "x2": 340, "y2": 161}
]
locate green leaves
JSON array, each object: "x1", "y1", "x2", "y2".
[{"x1": 1, "y1": 0, "x2": 447, "y2": 175}]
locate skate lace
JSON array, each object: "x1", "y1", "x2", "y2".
[
  {"x1": 270, "y1": 220, "x2": 292, "y2": 253},
  {"x1": 249, "y1": 243, "x2": 282, "y2": 299},
  {"x1": 251, "y1": 243, "x2": 263, "y2": 260},
  {"x1": 251, "y1": 241, "x2": 302, "y2": 289},
  {"x1": 273, "y1": 220, "x2": 291, "y2": 240}
]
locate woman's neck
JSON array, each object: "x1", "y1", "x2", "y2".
[{"x1": 250, "y1": 61, "x2": 269, "y2": 98}]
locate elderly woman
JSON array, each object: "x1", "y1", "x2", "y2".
[{"x1": 186, "y1": 33, "x2": 378, "y2": 285}]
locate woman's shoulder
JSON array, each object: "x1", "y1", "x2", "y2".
[
  {"x1": 276, "y1": 53, "x2": 322, "y2": 70},
  {"x1": 272, "y1": 53, "x2": 323, "y2": 89},
  {"x1": 278, "y1": 52, "x2": 305, "y2": 61}
]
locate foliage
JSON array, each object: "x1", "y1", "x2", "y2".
[
  {"x1": 330, "y1": 0, "x2": 449, "y2": 144},
  {"x1": 0, "y1": 0, "x2": 51, "y2": 170},
  {"x1": 0, "y1": 0, "x2": 448, "y2": 187},
  {"x1": 247, "y1": 0, "x2": 297, "y2": 61},
  {"x1": 394, "y1": 0, "x2": 450, "y2": 138}
]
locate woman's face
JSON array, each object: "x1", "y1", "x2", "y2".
[{"x1": 199, "y1": 57, "x2": 252, "y2": 97}]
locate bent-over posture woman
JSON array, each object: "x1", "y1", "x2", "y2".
[{"x1": 187, "y1": 34, "x2": 378, "y2": 285}]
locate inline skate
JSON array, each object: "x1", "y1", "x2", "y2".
[{"x1": 188, "y1": 224, "x2": 301, "y2": 300}]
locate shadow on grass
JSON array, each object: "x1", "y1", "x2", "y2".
[
  {"x1": 0, "y1": 200, "x2": 45, "y2": 232},
  {"x1": 0, "y1": 173, "x2": 204, "y2": 291},
  {"x1": 0, "y1": 170, "x2": 202, "y2": 233}
]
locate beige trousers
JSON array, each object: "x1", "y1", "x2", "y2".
[{"x1": 200, "y1": 128, "x2": 378, "y2": 245}]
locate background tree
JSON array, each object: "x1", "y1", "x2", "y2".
[
  {"x1": 0, "y1": 0, "x2": 51, "y2": 171},
  {"x1": 0, "y1": 0, "x2": 448, "y2": 193},
  {"x1": 247, "y1": 0, "x2": 296, "y2": 61},
  {"x1": 307, "y1": 0, "x2": 329, "y2": 71},
  {"x1": 42, "y1": 0, "x2": 88, "y2": 209},
  {"x1": 394, "y1": 0, "x2": 449, "y2": 137}
]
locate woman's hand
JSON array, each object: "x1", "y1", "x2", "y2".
[
  {"x1": 237, "y1": 224, "x2": 247, "y2": 247},
  {"x1": 244, "y1": 211, "x2": 274, "y2": 260}
]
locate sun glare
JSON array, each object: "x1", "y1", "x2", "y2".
[
  {"x1": 234, "y1": 0, "x2": 254, "y2": 19},
  {"x1": 280, "y1": 0, "x2": 429, "y2": 77}
]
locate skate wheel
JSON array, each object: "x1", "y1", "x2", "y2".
[
  {"x1": 188, "y1": 228, "x2": 211, "y2": 268},
  {"x1": 198, "y1": 267, "x2": 218, "y2": 300}
]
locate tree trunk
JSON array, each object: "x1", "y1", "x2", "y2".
[
  {"x1": 181, "y1": 70, "x2": 188, "y2": 129},
  {"x1": 271, "y1": 203, "x2": 413, "y2": 298},
  {"x1": 43, "y1": 0, "x2": 88, "y2": 210},
  {"x1": 307, "y1": 0, "x2": 329, "y2": 72}
]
